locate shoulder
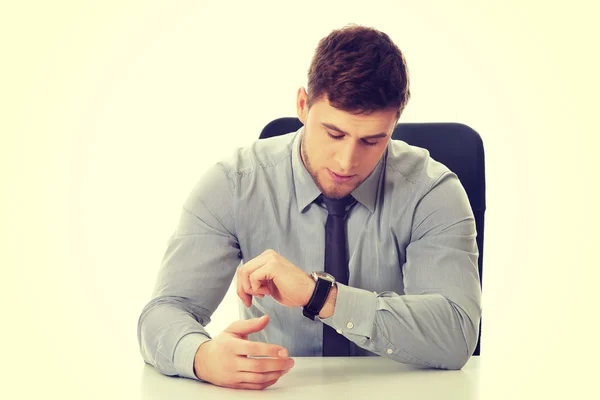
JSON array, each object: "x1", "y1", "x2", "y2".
[
  {"x1": 384, "y1": 140, "x2": 472, "y2": 230},
  {"x1": 218, "y1": 132, "x2": 296, "y2": 177},
  {"x1": 384, "y1": 139, "x2": 453, "y2": 191},
  {"x1": 183, "y1": 132, "x2": 297, "y2": 225}
]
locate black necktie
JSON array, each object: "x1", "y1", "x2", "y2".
[{"x1": 320, "y1": 194, "x2": 355, "y2": 356}]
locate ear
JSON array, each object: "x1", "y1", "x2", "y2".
[{"x1": 296, "y1": 87, "x2": 308, "y2": 124}]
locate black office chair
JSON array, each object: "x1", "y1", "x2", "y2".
[{"x1": 259, "y1": 117, "x2": 486, "y2": 356}]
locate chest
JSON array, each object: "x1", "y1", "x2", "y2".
[{"x1": 236, "y1": 202, "x2": 408, "y2": 294}]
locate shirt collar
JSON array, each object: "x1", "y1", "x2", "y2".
[
  {"x1": 291, "y1": 126, "x2": 387, "y2": 214},
  {"x1": 350, "y1": 148, "x2": 385, "y2": 213}
]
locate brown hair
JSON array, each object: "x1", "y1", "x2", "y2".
[{"x1": 307, "y1": 24, "x2": 411, "y2": 118}]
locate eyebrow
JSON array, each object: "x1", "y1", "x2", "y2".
[{"x1": 321, "y1": 122, "x2": 388, "y2": 139}]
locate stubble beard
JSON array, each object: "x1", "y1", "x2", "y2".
[{"x1": 300, "y1": 131, "x2": 357, "y2": 200}]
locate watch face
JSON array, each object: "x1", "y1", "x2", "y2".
[{"x1": 313, "y1": 271, "x2": 335, "y2": 283}]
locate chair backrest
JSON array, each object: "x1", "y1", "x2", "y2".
[{"x1": 259, "y1": 117, "x2": 486, "y2": 356}]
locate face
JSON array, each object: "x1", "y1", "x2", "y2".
[{"x1": 296, "y1": 87, "x2": 399, "y2": 199}]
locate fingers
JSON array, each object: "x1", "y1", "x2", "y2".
[
  {"x1": 207, "y1": 319, "x2": 295, "y2": 391},
  {"x1": 234, "y1": 378, "x2": 281, "y2": 390},
  {"x1": 233, "y1": 339, "x2": 289, "y2": 358},
  {"x1": 256, "y1": 286, "x2": 271, "y2": 296},
  {"x1": 237, "y1": 250, "x2": 284, "y2": 306},
  {"x1": 238, "y1": 370, "x2": 289, "y2": 384},
  {"x1": 249, "y1": 264, "x2": 274, "y2": 293},
  {"x1": 237, "y1": 268, "x2": 253, "y2": 307},
  {"x1": 238, "y1": 355, "x2": 295, "y2": 373},
  {"x1": 224, "y1": 315, "x2": 270, "y2": 336},
  {"x1": 234, "y1": 338, "x2": 289, "y2": 358},
  {"x1": 237, "y1": 253, "x2": 271, "y2": 307},
  {"x1": 234, "y1": 355, "x2": 294, "y2": 390}
]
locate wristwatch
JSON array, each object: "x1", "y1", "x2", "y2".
[{"x1": 302, "y1": 271, "x2": 336, "y2": 320}]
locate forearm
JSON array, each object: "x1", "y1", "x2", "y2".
[
  {"x1": 318, "y1": 284, "x2": 480, "y2": 369},
  {"x1": 137, "y1": 160, "x2": 241, "y2": 379},
  {"x1": 137, "y1": 297, "x2": 212, "y2": 379}
]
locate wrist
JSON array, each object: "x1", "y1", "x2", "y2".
[
  {"x1": 318, "y1": 284, "x2": 337, "y2": 319},
  {"x1": 303, "y1": 278, "x2": 317, "y2": 306},
  {"x1": 302, "y1": 272, "x2": 337, "y2": 320},
  {"x1": 193, "y1": 340, "x2": 212, "y2": 381}
]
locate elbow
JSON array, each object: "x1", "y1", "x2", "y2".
[
  {"x1": 153, "y1": 361, "x2": 179, "y2": 377},
  {"x1": 440, "y1": 348, "x2": 470, "y2": 370},
  {"x1": 435, "y1": 318, "x2": 478, "y2": 370},
  {"x1": 440, "y1": 299, "x2": 480, "y2": 370},
  {"x1": 389, "y1": 341, "x2": 470, "y2": 370},
  {"x1": 428, "y1": 334, "x2": 472, "y2": 370}
]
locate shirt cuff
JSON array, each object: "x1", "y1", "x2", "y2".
[
  {"x1": 173, "y1": 333, "x2": 212, "y2": 380},
  {"x1": 317, "y1": 283, "x2": 378, "y2": 339}
]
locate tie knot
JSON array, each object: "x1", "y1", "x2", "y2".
[{"x1": 320, "y1": 194, "x2": 355, "y2": 216}]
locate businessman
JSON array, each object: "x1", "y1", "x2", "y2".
[{"x1": 137, "y1": 24, "x2": 481, "y2": 390}]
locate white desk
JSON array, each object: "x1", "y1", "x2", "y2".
[{"x1": 139, "y1": 356, "x2": 480, "y2": 399}]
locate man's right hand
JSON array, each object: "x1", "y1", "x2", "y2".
[{"x1": 193, "y1": 315, "x2": 295, "y2": 390}]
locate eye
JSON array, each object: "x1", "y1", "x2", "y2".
[
  {"x1": 327, "y1": 130, "x2": 378, "y2": 146},
  {"x1": 362, "y1": 139, "x2": 378, "y2": 147},
  {"x1": 327, "y1": 131, "x2": 344, "y2": 140}
]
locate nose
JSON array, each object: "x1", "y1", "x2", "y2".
[{"x1": 334, "y1": 140, "x2": 359, "y2": 172}]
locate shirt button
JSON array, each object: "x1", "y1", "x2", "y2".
[
  {"x1": 346, "y1": 322, "x2": 354, "y2": 329},
  {"x1": 336, "y1": 329, "x2": 343, "y2": 334},
  {"x1": 386, "y1": 348, "x2": 393, "y2": 354}
]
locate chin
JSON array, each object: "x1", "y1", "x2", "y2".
[
  {"x1": 312, "y1": 170, "x2": 358, "y2": 199},
  {"x1": 320, "y1": 182, "x2": 355, "y2": 199}
]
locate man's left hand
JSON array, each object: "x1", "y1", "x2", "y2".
[{"x1": 237, "y1": 249, "x2": 315, "y2": 308}]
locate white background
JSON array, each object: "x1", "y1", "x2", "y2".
[{"x1": 2, "y1": 1, "x2": 599, "y2": 398}]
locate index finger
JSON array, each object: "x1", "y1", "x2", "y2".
[
  {"x1": 238, "y1": 356, "x2": 295, "y2": 374},
  {"x1": 236, "y1": 267, "x2": 253, "y2": 307},
  {"x1": 233, "y1": 338, "x2": 289, "y2": 358},
  {"x1": 238, "y1": 254, "x2": 271, "y2": 302},
  {"x1": 240, "y1": 251, "x2": 271, "y2": 273}
]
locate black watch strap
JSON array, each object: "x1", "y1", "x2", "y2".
[{"x1": 302, "y1": 277, "x2": 332, "y2": 320}]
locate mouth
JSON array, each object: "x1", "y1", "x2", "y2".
[{"x1": 327, "y1": 169, "x2": 356, "y2": 183}]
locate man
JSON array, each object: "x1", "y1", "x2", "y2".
[{"x1": 137, "y1": 24, "x2": 481, "y2": 390}]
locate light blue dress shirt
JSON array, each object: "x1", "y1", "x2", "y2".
[{"x1": 137, "y1": 126, "x2": 482, "y2": 380}]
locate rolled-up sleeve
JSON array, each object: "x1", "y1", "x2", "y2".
[
  {"x1": 320, "y1": 170, "x2": 482, "y2": 369},
  {"x1": 137, "y1": 161, "x2": 241, "y2": 379}
]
